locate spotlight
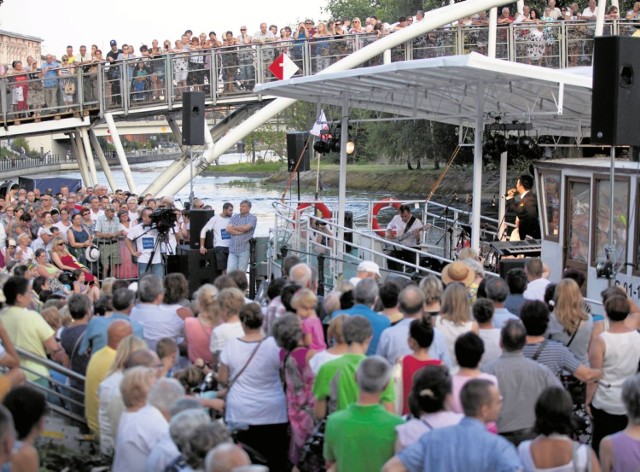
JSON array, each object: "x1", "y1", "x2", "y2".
[
  {"x1": 518, "y1": 136, "x2": 534, "y2": 151},
  {"x1": 345, "y1": 141, "x2": 355, "y2": 155},
  {"x1": 313, "y1": 140, "x2": 331, "y2": 154}
]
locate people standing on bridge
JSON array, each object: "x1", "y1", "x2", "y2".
[
  {"x1": 226, "y1": 200, "x2": 256, "y2": 273},
  {"x1": 41, "y1": 54, "x2": 60, "y2": 113},
  {"x1": 200, "y1": 202, "x2": 233, "y2": 275},
  {"x1": 107, "y1": 40, "x2": 122, "y2": 106}
]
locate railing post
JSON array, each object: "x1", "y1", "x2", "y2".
[
  {"x1": 249, "y1": 237, "x2": 257, "y2": 299},
  {"x1": 317, "y1": 253, "x2": 325, "y2": 296}
]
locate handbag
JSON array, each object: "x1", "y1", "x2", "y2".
[
  {"x1": 298, "y1": 419, "x2": 327, "y2": 472},
  {"x1": 64, "y1": 81, "x2": 76, "y2": 95}
]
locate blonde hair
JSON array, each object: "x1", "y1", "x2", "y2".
[
  {"x1": 440, "y1": 283, "x2": 471, "y2": 325},
  {"x1": 328, "y1": 314, "x2": 346, "y2": 344},
  {"x1": 108, "y1": 335, "x2": 148, "y2": 375},
  {"x1": 58, "y1": 305, "x2": 73, "y2": 328},
  {"x1": 554, "y1": 278, "x2": 588, "y2": 332},
  {"x1": 120, "y1": 366, "x2": 156, "y2": 408},
  {"x1": 195, "y1": 284, "x2": 219, "y2": 326},
  {"x1": 291, "y1": 288, "x2": 317, "y2": 310},
  {"x1": 41, "y1": 306, "x2": 61, "y2": 331}
]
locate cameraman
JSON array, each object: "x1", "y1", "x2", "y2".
[{"x1": 126, "y1": 207, "x2": 164, "y2": 278}]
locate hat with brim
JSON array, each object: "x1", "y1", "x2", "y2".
[
  {"x1": 441, "y1": 261, "x2": 475, "y2": 287},
  {"x1": 85, "y1": 245, "x2": 100, "y2": 263}
]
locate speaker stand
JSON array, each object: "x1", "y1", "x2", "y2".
[{"x1": 189, "y1": 145, "x2": 194, "y2": 207}]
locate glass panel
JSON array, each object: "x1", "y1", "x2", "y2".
[
  {"x1": 540, "y1": 172, "x2": 561, "y2": 240},
  {"x1": 566, "y1": 180, "x2": 590, "y2": 263},
  {"x1": 593, "y1": 178, "x2": 629, "y2": 269}
]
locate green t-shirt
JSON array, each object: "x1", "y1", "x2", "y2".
[
  {"x1": 324, "y1": 403, "x2": 403, "y2": 472},
  {"x1": 312, "y1": 353, "x2": 395, "y2": 411}
]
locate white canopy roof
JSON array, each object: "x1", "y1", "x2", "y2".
[{"x1": 256, "y1": 53, "x2": 593, "y2": 137}]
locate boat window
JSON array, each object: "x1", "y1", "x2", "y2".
[
  {"x1": 566, "y1": 180, "x2": 590, "y2": 265},
  {"x1": 592, "y1": 177, "x2": 629, "y2": 271},
  {"x1": 538, "y1": 171, "x2": 560, "y2": 242}
]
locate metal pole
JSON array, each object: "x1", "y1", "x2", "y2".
[
  {"x1": 471, "y1": 81, "x2": 485, "y2": 252},
  {"x1": 498, "y1": 151, "x2": 508, "y2": 240},
  {"x1": 338, "y1": 95, "x2": 349, "y2": 260},
  {"x1": 80, "y1": 128, "x2": 99, "y2": 185},
  {"x1": 189, "y1": 146, "x2": 194, "y2": 206},
  {"x1": 609, "y1": 146, "x2": 615, "y2": 268},
  {"x1": 105, "y1": 112, "x2": 137, "y2": 194},
  {"x1": 89, "y1": 129, "x2": 117, "y2": 192},
  {"x1": 488, "y1": 7, "x2": 498, "y2": 59},
  {"x1": 71, "y1": 132, "x2": 92, "y2": 187}
]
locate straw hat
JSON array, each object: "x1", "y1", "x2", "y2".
[{"x1": 441, "y1": 261, "x2": 475, "y2": 287}]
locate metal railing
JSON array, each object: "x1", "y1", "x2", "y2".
[{"x1": 1, "y1": 20, "x2": 637, "y2": 123}]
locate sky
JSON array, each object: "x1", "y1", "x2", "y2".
[{"x1": 0, "y1": 0, "x2": 328, "y2": 57}]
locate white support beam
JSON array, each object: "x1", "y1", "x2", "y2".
[
  {"x1": 71, "y1": 132, "x2": 92, "y2": 187},
  {"x1": 158, "y1": 0, "x2": 513, "y2": 197},
  {"x1": 471, "y1": 81, "x2": 485, "y2": 252},
  {"x1": 89, "y1": 129, "x2": 117, "y2": 192},
  {"x1": 80, "y1": 128, "x2": 99, "y2": 185},
  {"x1": 105, "y1": 113, "x2": 137, "y2": 194}
]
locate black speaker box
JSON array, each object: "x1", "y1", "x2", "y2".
[
  {"x1": 497, "y1": 258, "x2": 528, "y2": 279},
  {"x1": 182, "y1": 91, "x2": 206, "y2": 146},
  {"x1": 189, "y1": 209, "x2": 216, "y2": 249},
  {"x1": 591, "y1": 36, "x2": 640, "y2": 146},
  {"x1": 287, "y1": 132, "x2": 310, "y2": 172},
  {"x1": 177, "y1": 245, "x2": 218, "y2": 296}
]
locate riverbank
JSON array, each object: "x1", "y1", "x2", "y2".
[{"x1": 203, "y1": 162, "x2": 506, "y2": 199}]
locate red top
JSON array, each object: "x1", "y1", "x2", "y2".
[{"x1": 401, "y1": 355, "x2": 442, "y2": 415}]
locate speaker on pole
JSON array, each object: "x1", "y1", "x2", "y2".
[
  {"x1": 591, "y1": 36, "x2": 640, "y2": 146},
  {"x1": 287, "y1": 132, "x2": 310, "y2": 172},
  {"x1": 189, "y1": 209, "x2": 216, "y2": 249},
  {"x1": 182, "y1": 91, "x2": 206, "y2": 146}
]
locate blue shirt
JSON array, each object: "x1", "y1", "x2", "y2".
[
  {"x1": 492, "y1": 307, "x2": 519, "y2": 329},
  {"x1": 376, "y1": 317, "x2": 452, "y2": 368},
  {"x1": 228, "y1": 212, "x2": 257, "y2": 254},
  {"x1": 333, "y1": 304, "x2": 390, "y2": 356},
  {"x1": 79, "y1": 313, "x2": 144, "y2": 355},
  {"x1": 42, "y1": 61, "x2": 60, "y2": 88},
  {"x1": 398, "y1": 417, "x2": 522, "y2": 472}
]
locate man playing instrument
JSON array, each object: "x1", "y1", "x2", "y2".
[{"x1": 385, "y1": 204, "x2": 423, "y2": 272}]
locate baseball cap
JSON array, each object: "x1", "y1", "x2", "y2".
[
  {"x1": 110, "y1": 40, "x2": 117, "y2": 46},
  {"x1": 357, "y1": 260, "x2": 380, "y2": 277}
]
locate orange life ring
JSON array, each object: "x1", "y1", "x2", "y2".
[
  {"x1": 372, "y1": 197, "x2": 401, "y2": 236},
  {"x1": 294, "y1": 202, "x2": 332, "y2": 227}
]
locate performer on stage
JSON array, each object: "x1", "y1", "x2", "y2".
[
  {"x1": 385, "y1": 204, "x2": 423, "y2": 272},
  {"x1": 506, "y1": 174, "x2": 541, "y2": 240}
]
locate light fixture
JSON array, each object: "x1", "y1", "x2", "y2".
[
  {"x1": 313, "y1": 140, "x2": 331, "y2": 154},
  {"x1": 345, "y1": 141, "x2": 355, "y2": 155}
]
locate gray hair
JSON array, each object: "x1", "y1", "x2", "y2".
[
  {"x1": 240, "y1": 199, "x2": 252, "y2": 208},
  {"x1": 289, "y1": 263, "x2": 312, "y2": 288},
  {"x1": 419, "y1": 275, "x2": 443, "y2": 304},
  {"x1": 462, "y1": 258, "x2": 484, "y2": 278},
  {"x1": 356, "y1": 356, "x2": 392, "y2": 394},
  {"x1": 169, "y1": 397, "x2": 202, "y2": 417},
  {"x1": 273, "y1": 313, "x2": 303, "y2": 352},
  {"x1": 169, "y1": 409, "x2": 211, "y2": 452},
  {"x1": 183, "y1": 422, "x2": 231, "y2": 469},
  {"x1": 67, "y1": 293, "x2": 91, "y2": 320},
  {"x1": 342, "y1": 315, "x2": 372, "y2": 345},
  {"x1": 138, "y1": 274, "x2": 165, "y2": 302},
  {"x1": 205, "y1": 443, "x2": 251, "y2": 472},
  {"x1": 354, "y1": 278, "x2": 379, "y2": 306},
  {"x1": 147, "y1": 378, "x2": 185, "y2": 415},
  {"x1": 623, "y1": 374, "x2": 640, "y2": 424},
  {"x1": 398, "y1": 285, "x2": 425, "y2": 316},
  {"x1": 112, "y1": 288, "x2": 136, "y2": 312},
  {"x1": 485, "y1": 276, "x2": 509, "y2": 303}
]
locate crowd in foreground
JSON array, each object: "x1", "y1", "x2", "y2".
[{"x1": 0, "y1": 236, "x2": 639, "y2": 471}]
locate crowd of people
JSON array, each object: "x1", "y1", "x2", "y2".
[
  {"x1": 0, "y1": 196, "x2": 639, "y2": 472},
  {"x1": 4, "y1": 1, "x2": 640, "y2": 118}
]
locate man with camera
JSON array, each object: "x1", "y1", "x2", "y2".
[{"x1": 126, "y1": 208, "x2": 164, "y2": 278}]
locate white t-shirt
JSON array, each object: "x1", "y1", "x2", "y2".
[
  {"x1": 219, "y1": 336, "x2": 287, "y2": 425},
  {"x1": 581, "y1": 6, "x2": 597, "y2": 17},
  {"x1": 127, "y1": 224, "x2": 162, "y2": 265},
  {"x1": 130, "y1": 303, "x2": 184, "y2": 351},
  {"x1": 98, "y1": 370, "x2": 123, "y2": 455},
  {"x1": 112, "y1": 405, "x2": 168, "y2": 472},
  {"x1": 200, "y1": 214, "x2": 232, "y2": 248},
  {"x1": 309, "y1": 350, "x2": 343, "y2": 375},
  {"x1": 210, "y1": 321, "x2": 244, "y2": 353},
  {"x1": 386, "y1": 214, "x2": 423, "y2": 247},
  {"x1": 478, "y1": 328, "x2": 502, "y2": 366}
]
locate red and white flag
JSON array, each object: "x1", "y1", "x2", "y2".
[{"x1": 268, "y1": 53, "x2": 299, "y2": 80}]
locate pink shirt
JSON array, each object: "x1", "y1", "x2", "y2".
[
  {"x1": 302, "y1": 316, "x2": 326, "y2": 351},
  {"x1": 451, "y1": 373, "x2": 499, "y2": 413},
  {"x1": 184, "y1": 317, "x2": 214, "y2": 365}
]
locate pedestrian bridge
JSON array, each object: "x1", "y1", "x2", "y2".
[{"x1": 0, "y1": 0, "x2": 618, "y2": 195}]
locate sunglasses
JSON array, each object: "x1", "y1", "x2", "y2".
[{"x1": 57, "y1": 243, "x2": 65, "y2": 246}]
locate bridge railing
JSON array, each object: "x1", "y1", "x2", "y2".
[{"x1": 1, "y1": 20, "x2": 638, "y2": 123}]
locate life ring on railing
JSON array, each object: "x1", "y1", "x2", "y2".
[
  {"x1": 294, "y1": 202, "x2": 332, "y2": 228},
  {"x1": 372, "y1": 197, "x2": 401, "y2": 237}
]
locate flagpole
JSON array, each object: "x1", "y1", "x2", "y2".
[{"x1": 315, "y1": 104, "x2": 322, "y2": 200}]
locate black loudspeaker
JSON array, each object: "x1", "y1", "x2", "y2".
[
  {"x1": 344, "y1": 211, "x2": 353, "y2": 254},
  {"x1": 182, "y1": 91, "x2": 206, "y2": 146},
  {"x1": 189, "y1": 209, "x2": 216, "y2": 249},
  {"x1": 497, "y1": 258, "x2": 527, "y2": 279},
  {"x1": 591, "y1": 36, "x2": 640, "y2": 146},
  {"x1": 287, "y1": 132, "x2": 310, "y2": 172},
  {"x1": 177, "y1": 245, "x2": 218, "y2": 296}
]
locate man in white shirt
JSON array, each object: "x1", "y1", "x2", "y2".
[
  {"x1": 199, "y1": 202, "x2": 233, "y2": 275},
  {"x1": 523, "y1": 257, "x2": 550, "y2": 301},
  {"x1": 252, "y1": 22, "x2": 276, "y2": 73},
  {"x1": 385, "y1": 204, "x2": 424, "y2": 272},
  {"x1": 580, "y1": 0, "x2": 598, "y2": 18},
  {"x1": 126, "y1": 208, "x2": 163, "y2": 278}
]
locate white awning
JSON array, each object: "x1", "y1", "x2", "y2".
[{"x1": 256, "y1": 53, "x2": 593, "y2": 137}]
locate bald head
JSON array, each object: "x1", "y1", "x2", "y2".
[
  {"x1": 289, "y1": 263, "x2": 312, "y2": 288},
  {"x1": 398, "y1": 285, "x2": 425, "y2": 317},
  {"x1": 107, "y1": 320, "x2": 133, "y2": 349},
  {"x1": 205, "y1": 443, "x2": 251, "y2": 472},
  {"x1": 124, "y1": 348, "x2": 160, "y2": 370}
]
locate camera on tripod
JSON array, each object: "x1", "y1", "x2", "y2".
[{"x1": 150, "y1": 208, "x2": 177, "y2": 233}]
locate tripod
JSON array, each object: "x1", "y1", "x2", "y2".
[{"x1": 145, "y1": 230, "x2": 173, "y2": 276}]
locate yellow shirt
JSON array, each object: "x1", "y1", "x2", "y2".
[
  {"x1": 0, "y1": 306, "x2": 54, "y2": 382},
  {"x1": 85, "y1": 346, "x2": 116, "y2": 435}
]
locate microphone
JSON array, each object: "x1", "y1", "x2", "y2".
[{"x1": 504, "y1": 188, "x2": 517, "y2": 198}]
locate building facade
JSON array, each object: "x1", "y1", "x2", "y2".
[{"x1": 0, "y1": 29, "x2": 43, "y2": 69}]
